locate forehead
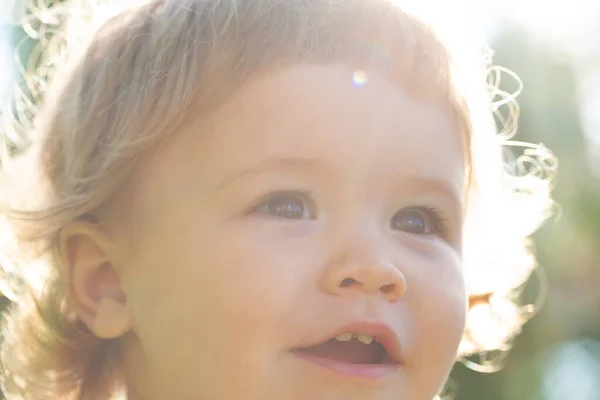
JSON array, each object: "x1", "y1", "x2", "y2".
[
  {"x1": 140, "y1": 63, "x2": 465, "y2": 202},
  {"x1": 211, "y1": 65, "x2": 458, "y2": 173}
]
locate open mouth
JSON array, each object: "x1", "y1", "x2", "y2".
[
  {"x1": 293, "y1": 332, "x2": 396, "y2": 365},
  {"x1": 291, "y1": 328, "x2": 401, "y2": 379}
]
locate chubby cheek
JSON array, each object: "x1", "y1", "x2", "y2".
[
  {"x1": 407, "y1": 252, "x2": 467, "y2": 392},
  {"x1": 129, "y1": 217, "x2": 316, "y2": 395},
  {"x1": 193, "y1": 220, "x2": 317, "y2": 325}
]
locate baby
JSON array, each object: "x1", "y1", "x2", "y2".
[{"x1": 0, "y1": 0, "x2": 554, "y2": 399}]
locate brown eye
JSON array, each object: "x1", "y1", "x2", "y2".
[
  {"x1": 257, "y1": 193, "x2": 314, "y2": 220},
  {"x1": 390, "y1": 207, "x2": 444, "y2": 236}
]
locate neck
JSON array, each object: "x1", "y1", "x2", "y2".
[{"x1": 121, "y1": 335, "x2": 152, "y2": 400}]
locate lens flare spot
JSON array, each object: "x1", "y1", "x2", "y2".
[{"x1": 352, "y1": 70, "x2": 368, "y2": 86}]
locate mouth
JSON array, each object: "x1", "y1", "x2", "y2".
[{"x1": 291, "y1": 323, "x2": 402, "y2": 380}]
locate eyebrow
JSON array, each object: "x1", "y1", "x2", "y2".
[
  {"x1": 215, "y1": 156, "x2": 464, "y2": 205},
  {"x1": 398, "y1": 176, "x2": 465, "y2": 212},
  {"x1": 214, "y1": 157, "x2": 330, "y2": 191}
]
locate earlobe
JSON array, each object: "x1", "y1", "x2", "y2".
[
  {"x1": 93, "y1": 297, "x2": 133, "y2": 339},
  {"x1": 59, "y1": 219, "x2": 133, "y2": 339}
]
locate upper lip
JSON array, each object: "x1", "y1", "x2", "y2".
[{"x1": 294, "y1": 321, "x2": 403, "y2": 364}]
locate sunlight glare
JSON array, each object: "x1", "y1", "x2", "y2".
[
  {"x1": 503, "y1": 0, "x2": 599, "y2": 39},
  {"x1": 352, "y1": 70, "x2": 368, "y2": 87},
  {"x1": 0, "y1": 31, "x2": 12, "y2": 104}
]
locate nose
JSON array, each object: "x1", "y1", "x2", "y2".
[{"x1": 321, "y1": 235, "x2": 407, "y2": 303}]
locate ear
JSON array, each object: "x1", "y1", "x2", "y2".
[{"x1": 60, "y1": 219, "x2": 132, "y2": 339}]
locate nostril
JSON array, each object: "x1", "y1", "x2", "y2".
[
  {"x1": 380, "y1": 283, "x2": 395, "y2": 294},
  {"x1": 340, "y1": 278, "x2": 356, "y2": 288}
]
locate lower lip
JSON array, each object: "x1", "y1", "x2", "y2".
[{"x1": 292, "y1": 351, "x2": 399, "y2": 380}]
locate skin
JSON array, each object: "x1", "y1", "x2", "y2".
[{"x1": 64, "y1": 63, "x2": 468, "y2": 400}]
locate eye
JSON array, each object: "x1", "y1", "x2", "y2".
[
  {"x1": 255, "y1": 191, "x2": 315, "y2": 220},
  {"x1": 390, "y1": 207, "x2": 447, "y2": 237}
]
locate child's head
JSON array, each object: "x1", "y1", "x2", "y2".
[{"x1": 0, "y1": 0, "x2": 553, "y2": 399}]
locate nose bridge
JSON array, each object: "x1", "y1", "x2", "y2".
[
  {"x1": 348, "y1": 225, "x2": 387, "y2": 272},
  {"x1": 321, "y1": 222, "x2": 407, "y2": 301}
]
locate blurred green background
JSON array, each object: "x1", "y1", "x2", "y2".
[{"x1": 1, "y1": 0, "x2": 600, "y2": 399}]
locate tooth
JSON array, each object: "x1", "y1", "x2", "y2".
[
  {"x1": 334, "y1": 333, "x2": 353, "y2": 342},
  {"x1": 357, "y1": 334, "x2": 374, "y2": 345}
]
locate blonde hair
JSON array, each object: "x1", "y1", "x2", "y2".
[{"x1": 0, "y1": 0, "x2": 555, "y2": 398}]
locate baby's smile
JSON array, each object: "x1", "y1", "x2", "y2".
[{"x1": 291, "y1": 321, "x2": 402, "y2": 381}]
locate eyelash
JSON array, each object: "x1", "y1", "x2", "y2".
[{"x1": 251, "y1": 190, "x2": 451, "y2": 239}]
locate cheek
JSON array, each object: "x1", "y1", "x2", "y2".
[
  {"x1": 128, "y1": 218, "x2": 317, "y2": 363},
  {"x1": 190, "y1": 221, "x2": 317, "y2": 320},
  {"x1": 122, "y1": 217, "x2": 321, "y2": 397},
  {"x1": 406, "y1": 251, "x2": 467, "y2": 381}
]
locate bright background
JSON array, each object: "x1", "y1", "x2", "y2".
[{"x1": 1, "y1": 0, "x2": 600, "y2": 399}]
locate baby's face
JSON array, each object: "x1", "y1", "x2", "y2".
[{"x1": 121, "y1": 64, "x2": 467, "y2": 400}]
